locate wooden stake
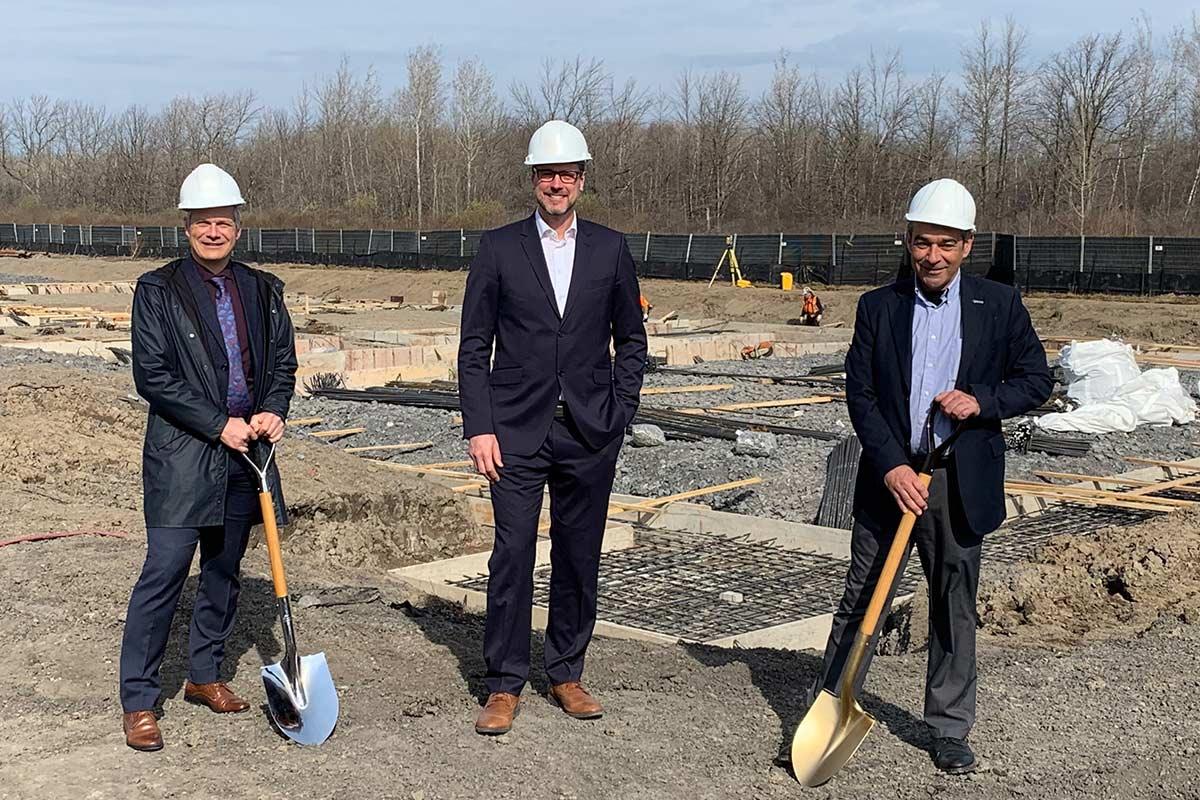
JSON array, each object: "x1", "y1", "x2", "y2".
[{"x1": 289, "y1": 417, "x2": 323, "y2": 427}]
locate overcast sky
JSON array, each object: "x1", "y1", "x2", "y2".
[{"x1": 5, "y1": 1, "x2": 1194, "y2": 111}]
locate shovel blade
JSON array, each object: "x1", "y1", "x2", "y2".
[
  {"x1": 261, "y1": 652, "x2": 339, "y2": 746},
  {"x1": 789, "y1": 689, "x2": 876, "y2": 787}
]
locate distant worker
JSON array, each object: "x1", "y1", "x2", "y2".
[
  {"x1": 458, "y1": 120, "x2": 647, "y2": 735},
  {"x1": 803, "y1": 178, "x2": 1051, "y2": 774},
  {"x1": 119, "y1": 164, "x2": 298, "y2": 752},
  {"x1": 800, "y1": 286, "x2": 824, "y2": 326},
  {"x1": 640, "y1": 292, "x2": 653, "y2": 322}
]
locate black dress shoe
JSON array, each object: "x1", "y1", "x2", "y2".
[{"x1": 932, "y1": 737, "x2": 977, "y2": 774}]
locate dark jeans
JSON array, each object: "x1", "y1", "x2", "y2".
[
  {"x1": 483, "y1": 413, "x2": 622, "y2": 696},
  {"x1": 807, "y1": 468, "x2": 983, "y2": 740},
  {"x1": 119, "y1": 462, "x2": 259, "y2": 712}
]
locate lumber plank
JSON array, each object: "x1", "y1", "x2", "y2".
[
  {"x1": 415, "y1": 459, "x2": 473, "y2": 469},
  {"x1": 1122, "y1": 457, "x2": 1200, "y2": 473},
  {"x1": 344, "y1": 441, "x2": 434, "y2": 454},
  {"x1": 311, "y1": 427, "x2": 366, "y2": 440},
  {"x1": 1004, "y1": 484, "x2": 1180, "y2": 512},
  {"x1": 641, "y1": 384, "x2": 734, "y2": 395},
  {"x1": 289, "y1": 417, "x2": 323, "y2": 427},
  {"x1": 1005, "y1": 480, "x2": 1193, "y2": 507}
]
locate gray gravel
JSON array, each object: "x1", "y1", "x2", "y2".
[
  {"x1": 284, "y1": 355, "x2": 1200, "y2": 526},
  {"x1": 0, "y1": 341, "x2": 129, "y2": 376},
  {"x1": 0, "y1": 271, "x2": 51, "y2": 283},
  {"x1": 18, "y1": 344, "x2": 1169, "y2": 527}
]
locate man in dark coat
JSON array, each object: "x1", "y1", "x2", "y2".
[
  {"x1": 805, "y1": 178, "x2": 1052, "y2": 774},
  {"x1": 458, "y1": 120, "x2": 647, "y2": 735},
  {"x1": 119, "y1": 163, "x2": 297, "y2": 751}
]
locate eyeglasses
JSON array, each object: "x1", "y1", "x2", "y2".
[{"x1": 534, "y1": 168, "x2": 583, "y2": 185}]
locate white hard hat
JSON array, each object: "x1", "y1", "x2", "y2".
[
  {"x1": 525, "y1": 120, "x2": 592, "y2": 166},
  {"x1": 905, "y1": 178, "x2": 975, "y2": 232},
  {"x1": 178, "y1": 163, "x2": 246, "y2": 210}
]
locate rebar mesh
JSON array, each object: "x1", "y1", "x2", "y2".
[{"x1": 449, "y1": 504, "x2": 1160, "y2": 641}]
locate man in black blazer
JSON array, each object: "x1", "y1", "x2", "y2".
[
  {"x1": 119, "y1": 164, "x2": 297, "y2": 751},
  {"x1": 458, "y1": 120, "x2": 647, "y2": 735},
  {"x1": 806, "y1": 179, "x2": 1052, "y2": 773}
]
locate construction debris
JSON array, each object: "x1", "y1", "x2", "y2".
[
  {"x1": 733, "y1": 430, "x2": 777, "y2": 458},
  {"x1": 630, "y1": 424, "x2": 667, "y2": 447}
]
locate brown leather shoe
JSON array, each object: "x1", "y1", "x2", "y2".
[
  {"x1": 549, "y1": 682, "x2": 603, "y2": 719},
  {"x1": 184, "y1": 681, "x2": 250, "y2": 713},
  {"x1": 475, "y1": 692, "x2": 520, "y2": 735},
  {"x1": 123, "y1": 710, "x2": 163, "y2": 752}
]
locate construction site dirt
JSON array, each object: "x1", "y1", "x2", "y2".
[{"x1": 2, "y1": 254, "x2": 1200, "y2": 799}]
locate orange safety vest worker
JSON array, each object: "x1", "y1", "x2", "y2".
[
  {"x1": 639, "y1": 293, "x2": 652, "y2": 321},
  {"x1": 803, "y1": 293, "x2": 820, "y2": 317}
]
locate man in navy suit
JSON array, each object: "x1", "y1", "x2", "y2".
[
  {"x1": 458, "y1": 120, "x2": 647, "y2": 735},
  {"x1": 805, "y1": 179, "x2": 1052, "y2": 773}
]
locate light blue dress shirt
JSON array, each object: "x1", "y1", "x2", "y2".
[{"x1": 909, "y1": 271, "x2": 963, "y2": 454}]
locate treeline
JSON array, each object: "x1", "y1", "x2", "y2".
[{"x1": 3, "y1": 16, "x2": 1200, "y2": 235}]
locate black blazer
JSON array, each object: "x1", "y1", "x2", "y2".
[
  {"x1": 846, "y1": 274, "x2": 1052, "y2": 537},
  {"x1": 457, "y1": 214, "x2": 647, "y2": 456},
  {"x1": 132, "y1": 258, "x2": 297, "y2": 527}
]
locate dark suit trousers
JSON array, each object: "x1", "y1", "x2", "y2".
[
  {"x1": 119, "y1": 461, "x2": 258, "y2": 712},
  {"x1": 483, "y1": 412, "x2": 621, "y2": 695},
  {"x1": 807, "y1": 467, "x2": 983, "y2": 740}
]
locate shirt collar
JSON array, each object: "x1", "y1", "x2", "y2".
[
  {"x1": 535, "y1": 211, "x2": 577, "y2": 242},
  {"x1": 188, "y1": 255, "x2": 233, "y2": 282},
  {"x1": 914, "y1": 270, "x2": 961, "y2": 307}
]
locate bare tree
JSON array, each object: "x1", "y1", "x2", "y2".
[
  {"x1": 1037, "y1": 33, "x2": 1138, "y2": 234},
  {"x1": 0, "y1": 95, "x2": 66, "y2": 196},
  {"x1": 403, "y1": 46, "x2": 444, "y2": 228},
  {"x1": 451, "y1": 58, "x2": 500, "y2": 208},
  {"x1": 511, "y1": 57, "x2": 608, "y2": 126}
]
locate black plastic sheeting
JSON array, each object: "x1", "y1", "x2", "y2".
[{"x1": 5, "y1": 222, "x2": 1200, "y2": 294}]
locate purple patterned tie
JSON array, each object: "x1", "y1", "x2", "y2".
[{"x1": 208, "y1": 275, "x2": 252, "y2": 417}]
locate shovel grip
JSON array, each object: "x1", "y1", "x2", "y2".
[{"x1": 259, "y1": 491, "x2": 289, "y2": 599}]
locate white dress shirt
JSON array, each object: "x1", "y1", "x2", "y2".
[{"x1": 535, "y1": 211, "x2": 577, "y2": 316}]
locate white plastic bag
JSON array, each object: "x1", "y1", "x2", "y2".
[
  {"x1": 1036, "y1": 342, "x2": 1197, "y2": 434},
  {"x1": 1058, "y1": 340, "x2": 1141, "y2": 404}
]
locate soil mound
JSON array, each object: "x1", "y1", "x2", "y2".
[
  {"x1": 0, "y1": 364, "x2": 483, "y2": 568},
  {"x1": 979, "y1": 509, "x2": 1200, "y2": 644}
]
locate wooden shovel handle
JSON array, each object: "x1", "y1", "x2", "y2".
[
  {"x1": 838, "y1": 471, "x2": 933, "y2": 699},
  {"x1": 860, "y1": 472, "x2": 931, "y2": 636},
  {"x1": 259, "y1": 491, "x2": 288, "y2": 599}
]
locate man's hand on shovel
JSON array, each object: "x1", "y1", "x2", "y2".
[{"x1": 884, "y1": 465, "x2": 928, "y2": 516}]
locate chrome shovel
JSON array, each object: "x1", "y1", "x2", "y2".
[{"x1": 239, "y1": 441, "x2": 339, "y2": 746}]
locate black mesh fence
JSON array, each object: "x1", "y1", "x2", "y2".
[{"x1": 5, "y1": 219, "x2": 1200, "y2": 294}]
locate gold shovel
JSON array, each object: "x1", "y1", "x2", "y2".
[{"x1": 790, "y1": 418, "x2": 964, "y2": 786}]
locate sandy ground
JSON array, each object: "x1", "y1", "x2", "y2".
[
  {"x1": 3, "y1": 253, "x2": 1200, "y2": 798},
  {"x1": 10, "y1": 253, "x2": 1200, "y2": 344},
  {"x1": 2, "y1": 512, "x2": 1199, "y2": 800}
]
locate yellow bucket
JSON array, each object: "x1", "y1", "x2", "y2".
[{"x1": 781, "y1": 272, "x2": 794, "y2": 291}]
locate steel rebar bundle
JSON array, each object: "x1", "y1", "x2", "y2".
[{"x1": 309, "y1": 386, "x2": 845, "y2": 442}]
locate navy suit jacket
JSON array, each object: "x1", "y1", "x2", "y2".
[
  {"x1": 846, "y1": 274, "x2": 1052, "y2": 537},
  {"x1": 457, "y1": 214, "x2": 648, "y2": 457}
]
